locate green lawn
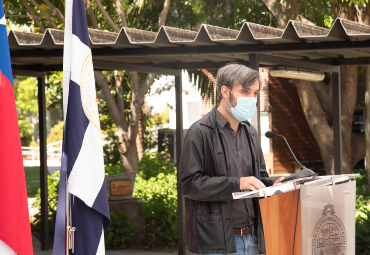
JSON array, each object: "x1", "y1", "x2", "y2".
[{"x1": 24, "y1": 166, "x2": 44, "y2": 198}]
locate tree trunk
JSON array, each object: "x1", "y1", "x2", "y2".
[
  {"x1": 291, "y1": 65, "x2": 362, "y2": 175},
  {"x1": 291, "y1": 79, "x2": 335, "y2": 174},
  {"x1": 86, "y1": 0, "x2": 99, "y2": 29},
  {"x1": 119, "y1": 133, "x2": 139, "y2": 172},
  {"x1": 136, "y1": 110, "x2": 144, "y2": 160}
]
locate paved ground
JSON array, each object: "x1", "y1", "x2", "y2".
[
  {"x1": 33, "y1": 249, "x2": 181, "y2": 255},
  {"x1": 33, "y1": 236, "x2": 193, "y2": 255}
]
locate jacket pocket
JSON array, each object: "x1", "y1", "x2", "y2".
[{"x1": 196, "y1": 213, "x2": 227, "y2": 251}]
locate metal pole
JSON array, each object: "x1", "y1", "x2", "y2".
[
  {"x1": 332, "y1": 69, "x2": 342, "y2": 175},
  {"x1": 175, "y1": 72, "x2": 186, "y2": 255},
  {"x1": 37, "y1": 75, "x2": 49, "y2": 250},
  {"x1": 66, "y1": 173, "x2": 69, "y2": 255},
  {"x1": 249, "y1": 54, "x2": 261, "y2": 142},
  {"x1": 365, "y1": 66, "x2": 370, "y2": 185}
]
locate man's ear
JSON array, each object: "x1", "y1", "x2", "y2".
[{"x1": 220, "y1": 86, "x2": 229, "y2": 100}]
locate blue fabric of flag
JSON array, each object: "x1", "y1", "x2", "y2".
[
  {"x1": 53, "y1": 0, "x2": 110, "y2": 254},
  {"x1": 0, "y1": 3, "x2": 13, "y2": 86}
]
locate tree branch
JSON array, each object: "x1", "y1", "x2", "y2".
[
  {"x1": 42, "y1": 0, "x2": 65, "y2": 22},
  {"x1": 86, "y1": 0, "x2": 99, "y2": 29},
  {"x1": 94, "y1": 0, "x2": 120, "y2": 32},
  {"x1": 351, "y1": 133, "x2": 366, "y2": 168},
  {"x1": 354, "y1": 4, "x2": 363, "y2": 23},
  {"x1": 114, "y1": 71, "x2": 125, "y2": 115},
  {"x1": 96, "y1": 92, "x2": 106, "y2": 101},
  {"x1": 20, "y1": 0, "x2": 45, "y2": 33},
  {"x1": 29, "y1": 0, "x2": 58, "y2": 29},
  {"x1": 313, "y1": 80, "x2": 332, "y2": 125},
  {"x1": 131, "y1": 72, "x2": 140, "y2": 94},
  {"x1": 116, "y1": 0, "x2": 128, "y2": 27},
  {"x1": 95, "y1": 71, "x2": 127, "y2": 131},
  {"x1": 261, "y1": 0, "x2": 286, "y2": 28},
  {"x1": 138, "y1": 73, "x2": 156, "y2": 99},
  {"x1": 158, "y1": 0, "x2": 171, "y2": 27}
]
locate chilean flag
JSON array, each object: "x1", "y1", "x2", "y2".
[
  {"x1": 0, "y1": 1, "x2": 34, "y2": 255},
  {"x1": 53, "y1": 0, "x2": 110, "y2": 254}
]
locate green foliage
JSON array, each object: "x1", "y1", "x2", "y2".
[
  {"x1": 47, "y1": 121, "x2": 64, "y2": 145},
  {"x1": 134, "y1": 171, "x2": 178, "y2": 247},
  {"x1": 354, "y1": 169, "x2": 370, "y2": 254},
  {"x1": 105, "y1": 163, "x2": 124, "y2": 177},
  {"x1": 138, "y1": 152, "x2": 176, "y2": 180},
  {"x1": 161, "y1": 135, "x2": 171, "y2": 165},
  {"x1": 4, "y1": 0, "x2": 65, "y2": 31},
  {"x1": 31, "y1": 171, "x2": 60, "y2": 240},
  {"x1": 14, "y1": 77, "x2": 38, "y2": 139},
  {"x1": 356, "y1": 205, "x2": 370, "y2": 254},
  {"x1": 45, "y1": 71, "x2": 63, "y2": 110},
  {"x1": 105, "y1": 211, "x2": 138, "y2": 249}
]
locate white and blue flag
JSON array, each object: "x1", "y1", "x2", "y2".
[{"x1": 54, "y1": 0, "x2": 110, "y2": 254}]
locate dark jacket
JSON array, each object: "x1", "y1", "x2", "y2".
[{"x1": 179, "y1": 107, "x2": 274, "y2": 254}]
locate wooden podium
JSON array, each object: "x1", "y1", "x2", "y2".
[
  {"x1": 233, "y1": 174, "x2": 358, "y2": 255},
  {"x1": 260, "y1": 189, "x2": 302, "y2": 255}
]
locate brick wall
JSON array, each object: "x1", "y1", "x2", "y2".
[{"x1": 269, "y1": 75, "x2": 323, "y2": 174}]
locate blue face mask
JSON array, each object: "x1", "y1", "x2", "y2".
[{"x1": 226, "y1": 89, "x2": 257, "y2": 121}]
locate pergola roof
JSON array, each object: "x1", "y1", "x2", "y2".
[{"x1": 9, "y1": 18, "x2": 370, "y2": 74}]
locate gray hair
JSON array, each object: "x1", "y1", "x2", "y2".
[{"x1": 216, "y1": 63, "x2": 260, "y2": 101}]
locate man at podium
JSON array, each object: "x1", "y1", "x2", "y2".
[{"x1": 179, "y1": 63, "x2": 284, "y2": 255}]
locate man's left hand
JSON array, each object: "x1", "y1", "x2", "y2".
[{"x1": 273, "y1": 177, "x2": 285, "y2": 186}]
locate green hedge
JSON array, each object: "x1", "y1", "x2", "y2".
[
  {"x1": 133, "y1": 152, "x2": 178, "y2": 248},
  {"x1": 354, "y1": 169, "x2": 370, "y2": 254},
  {"x1": 105, "y1": 211, "x2": 138, "y2": 249}
]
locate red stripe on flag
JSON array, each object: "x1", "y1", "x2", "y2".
[{"x1": 0, "y1": 72, "x2": 33, "y2": 255}]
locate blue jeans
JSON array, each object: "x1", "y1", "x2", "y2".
[{"x1": 196, "y1": 232, "x2": 259, "y2": 255}]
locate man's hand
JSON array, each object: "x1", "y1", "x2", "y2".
[
  {"x1": 273, "y1": 177, "x2": 285, "y2": 186},
  {"x1": 240, "y1": 176, "x2": 266, "y2": 191}
]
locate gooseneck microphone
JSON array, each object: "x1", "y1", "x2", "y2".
[{"x1": 265, "y1": 131, "x2": 316, "y2": 183}]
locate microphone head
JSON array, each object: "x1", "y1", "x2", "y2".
[{"x1": 265, "y1": 131, "x2": 276, "y2": 138}]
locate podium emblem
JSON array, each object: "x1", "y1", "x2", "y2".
[{"x1": 312, "y1": 204, "x2": 346, "y2": 255}]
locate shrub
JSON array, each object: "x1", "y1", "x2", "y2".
[
  {"x1": 32, "y1": 171, "x2": 59, "y2": 241},
  {"x1": 138, "y1": 152, "x2": 175, "y2": 180},
  {"x1": 105, "y1": 163, "x2": 124, "y2": 177},
  {"x1": 134, "y1": 173, "x2": 178, "y2": 248},
  {"x1": 47, "y1": 121, "x2": 64, "y2": 145},
  {"x1": 354, "y1": 169, "x2": 370, "y2": 254},
  {"x1": 134, "y1": 151, "x2": 178, "y2": 247},
  {"x1": 105, "y1": 211, "x2": 138, "y2": 249}
]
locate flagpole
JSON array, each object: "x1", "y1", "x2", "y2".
[
  {"x1": 65, "y1": 172, "x2": 69, "y2": 255},
  {"x1": 63, "y1": 0, "x2": 73, "y2": 251}
]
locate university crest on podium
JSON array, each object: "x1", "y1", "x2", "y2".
[{"x1": 312, "y1": 204, "x2": 347, "y2": 255}]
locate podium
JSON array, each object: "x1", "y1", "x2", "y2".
[{"x1": 233, "y1": 174, "x2": 358, "y2": 255}]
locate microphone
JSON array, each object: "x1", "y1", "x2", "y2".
[{"x1": 265, "y1": 131, "x2": 316, "y2": 183}]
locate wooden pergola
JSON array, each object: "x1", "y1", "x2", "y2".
[{"x1": 9, "y1": 18, "x2": 370, "y2": 253}]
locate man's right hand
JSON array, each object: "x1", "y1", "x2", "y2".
[{"x1": 240, "y1": 176, "x2": 266, "y2": 191}]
